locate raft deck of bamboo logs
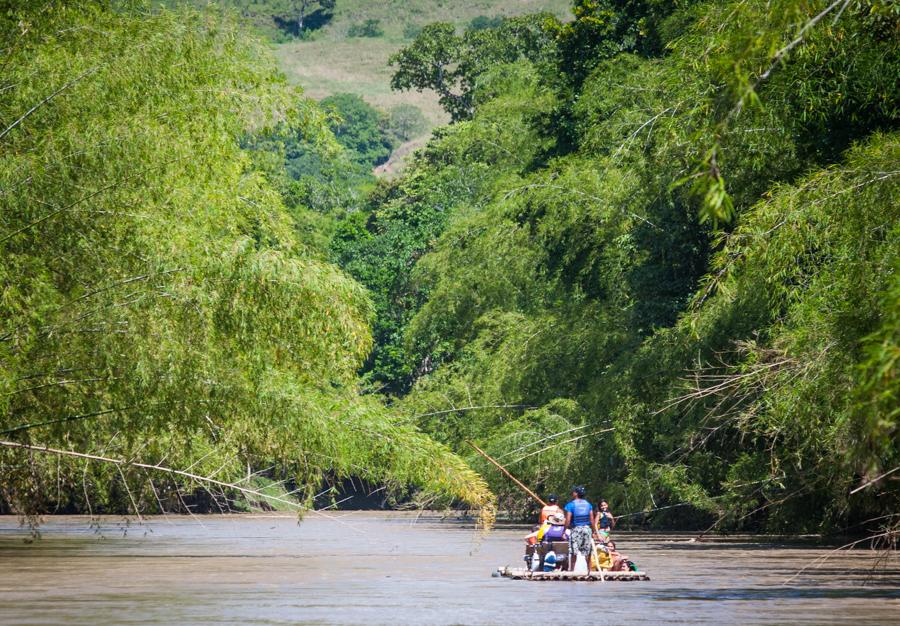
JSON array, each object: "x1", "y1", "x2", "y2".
[{"x1": 495, "y1": 566, "x2": 650, "y2": 581}]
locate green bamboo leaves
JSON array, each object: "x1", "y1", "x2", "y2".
[
  {"x1": 360, "y1": 0, "x2": 899, "y2": 533},
  {"x1": 0, "y1": 1, "x2": 490, "y2": 522}
]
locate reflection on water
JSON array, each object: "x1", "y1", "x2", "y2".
[{"x1": 0, "y1": 513, "x2": 898, "y2": 625}]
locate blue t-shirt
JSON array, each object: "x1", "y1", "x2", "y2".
[{"x1": 564, "y1": 499, "x2": 593, "y2": 527}]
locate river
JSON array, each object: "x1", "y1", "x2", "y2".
[{"x1": 1, "y1": 513, "x2": 898, "y2": 624}]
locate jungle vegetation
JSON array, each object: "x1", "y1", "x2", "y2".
[
  {"x1": 0, "y1": 0, "x2": 492, "y2": 526},
  {"x1": 336, "y1": 0, "x2": 899, "y2": 536},
  {"x1": 1, "y1": 0, "x2": 897, "y2": 542}
]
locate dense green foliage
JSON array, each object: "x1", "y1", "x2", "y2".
[
  {"x1": 0, "y1": 1, "x2": 492, "y2": 522},
  {"x1": 4, "y1": 0, "x2": 895, "y2": 541},
  {"x1": 321, "y1": 93, "x2": 394, "y2": 168},
  {"x1": 339, "y1": 0, "x2": 899, "y2": 533}
]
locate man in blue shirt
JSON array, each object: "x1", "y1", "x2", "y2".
[{"x1": 564, "y1": 486, "x2": 595, "y2": 570}]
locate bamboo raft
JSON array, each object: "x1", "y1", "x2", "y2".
[{"x1": 496, "y1": 566, "x2": 650, "y2": 581}]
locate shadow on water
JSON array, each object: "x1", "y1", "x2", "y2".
[
  {"x1": 651, "y1": 541, "x2": 833, "y2": 552},
  {"x1": 649, "y1": 587, "x2": 900, "y2": 601}
]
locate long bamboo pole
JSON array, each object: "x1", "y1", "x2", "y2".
[
  {"x1": 465, "y1": 440, "x2": 547, "y2": 507},
  {"x1": 590, "y1": 536, "x2": 605, "y2": 583}
]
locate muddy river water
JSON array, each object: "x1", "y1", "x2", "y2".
[{"x1": 1, "y1": 513, "x2": 898, "y2": 624}]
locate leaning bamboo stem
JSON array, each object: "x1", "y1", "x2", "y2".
[
  {"x1": 0, "y1": 65, "x2": 101, "y2": 142},
  {"x1": 782, "y1": 528, "x2": 897, "y2": 584},
  {"x1": 496, "y1": 424, "x2": 591, "y2": 461},
  {"x1": 0, "y1": 406, "x2": 136, "y2": 436},
  {"x1": 850, "y1": 465, "x2": 900, "y2": 495}
]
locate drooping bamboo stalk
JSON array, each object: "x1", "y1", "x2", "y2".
[
  {"x1": 0, "y1": 65, "x2": 101, "y2": 142},
  {"x1": 0, "y1": 406, "x2": 133, "y2": 436},
  {"x1": 850, "y1": 465, "x2": 900, "y2": 495},
  {"x1": 496, "y1": 423, "x2": 591, "y2": 461},
  {"x1": 510, "y1": 428, "x2": 614, "y2": 465},
  {"x1": 0, "y1": 439, "x2": 348, "y2": 524}
]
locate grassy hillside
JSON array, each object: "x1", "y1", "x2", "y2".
[{"x1": 273, "y1": 0, "x2": 572, "y2": 174}]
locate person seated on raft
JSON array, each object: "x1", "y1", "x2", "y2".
[
  {"x1": 525, "y1": 493, "x2": 565, "y2": 546},
  {"x1": 524, "y1": 511, "x2": 569, "y2": 546},
  {"x1": 538, "y1": 511, "x2": 568, "y2": 543},
  {"x1": 524, "y1": 512, "x2": 569, "y2": 570},
  {"x1": 591, "y1": 538, "x2": 631, "y2": 571},
  {"x1": 605, "y1": 540, "x2": 635, "y2": 572},
  {"x1": 525, "y1": 494, "x2": 564, "y2": 546}
]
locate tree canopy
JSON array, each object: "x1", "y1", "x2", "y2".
[
  {"x1": 389, "y1": 14, "x2": 560, "y2": 121},
  {"x1": 341, "y1": 0, "x2": 899, "y2": 533},
  {"x1": 321, "y1": 93, "x2": 394, "y2": 168},
  {"x1": 0, "y1": 0, "x2": 491, "y2": 525}
]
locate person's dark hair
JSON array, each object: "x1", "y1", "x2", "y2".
[
  {"x1": 600, "y1": 499, "x2": 608, "y2": 506},
  {"x1": 548, "y1": 494, "x2": 558, "y2": 503},
  {"x1": 573, "y1": 485, "x2": 586, "y2": 497}
]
